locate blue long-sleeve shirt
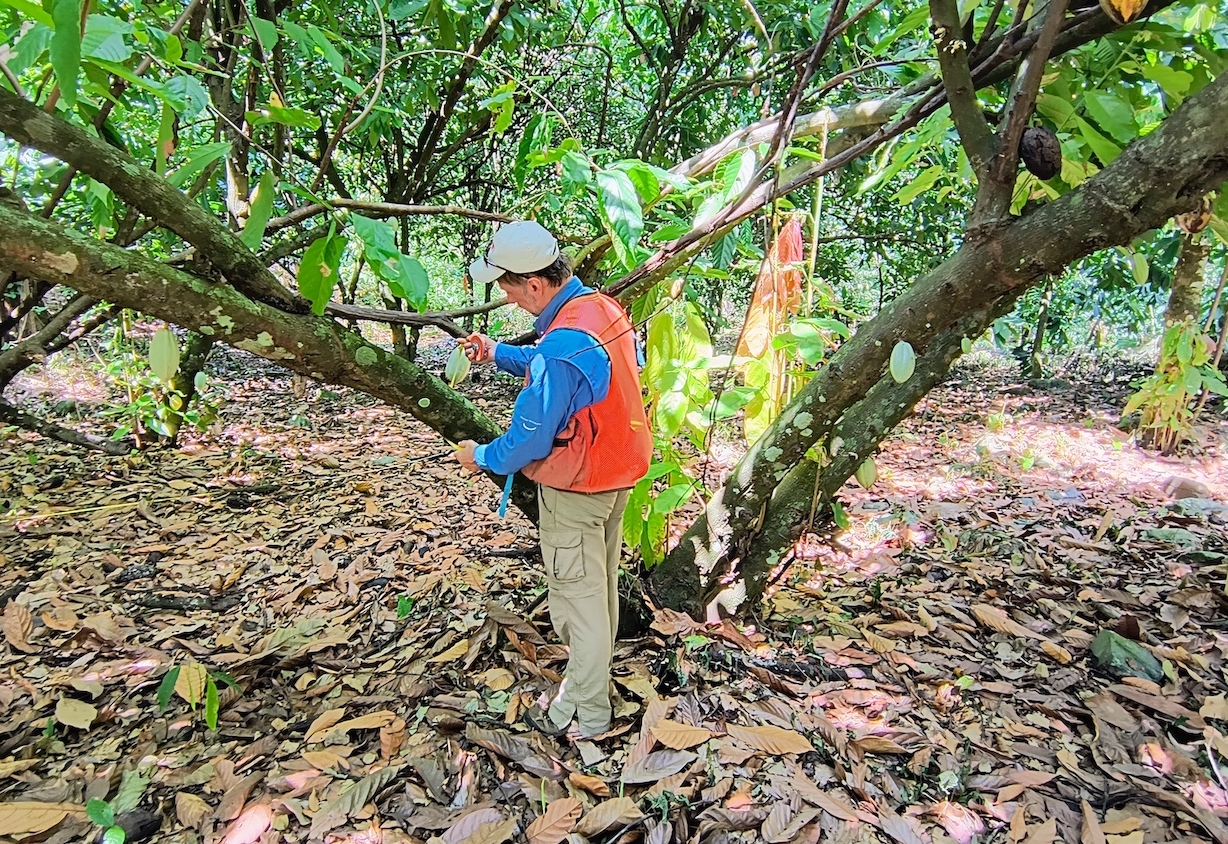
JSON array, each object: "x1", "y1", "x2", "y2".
[{"x1": 473, "y1": 278, "x2": 612, "y2": 475}]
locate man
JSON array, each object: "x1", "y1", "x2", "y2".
[{"x1": 452, "y1": 220, "x2": 651, "y2": 739}]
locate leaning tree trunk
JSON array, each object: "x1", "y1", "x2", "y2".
[
  {"x1": 647, "y1": 72, "x2": 1228, "y2": 618},
  {"x1": 0, "y1": 205, "x2": 539, "y2": 519}
]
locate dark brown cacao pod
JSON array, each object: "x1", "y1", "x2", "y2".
[{"x1": 1019, "y1": 126, "x2": 1061, "y2": 180}]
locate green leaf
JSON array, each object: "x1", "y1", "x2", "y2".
[
  {"x1": 708, "y1": 386, "x2": 757, "y2": 420},
  {"x1": 596, "y1": 169, "x2": 643, "y2": 270},
  {"x1": 1130, "y1": 252, "x2": 1149, "y2": 284},
  {"x1": 149, "y1": 326, "x2": 180, "y2": 383},
  {"x1": 163, "y1": 75, "x2": 209, "y2": 118},
  {"x1": 166, "y1": 142, "x2": 231, "y2": 188},
  {"x1": 831, "y1": 500, "x2": 850, "y2": 529},
  {"x1": 239, "y1": 171, "x2": 276, "y2": 250},
  {"x1": 86, "y1": 797, "x2": 114, "y2": 828},
  {"x1": 204, "y1": 676, "x2": 219, "y2": 730},
  {"x1": 894, "y1": 164, "x2": 943, "y2": 204},
  {"x1": 102, "y1": 826, "x2": 126, "y2": 844},
  {"x1": 514, "y1": 114, "x2": 552, "y2": 190},
  {"x1": 157, "y1": 667, "x2": 180, "y2": 711},
  {"x1": 1090, "y1": 629, "x2": 1163, "y2": 681},
  {"x1": 616, "y1": 161, "x2": 661, "y2": 204},
  {"x1": 297, "y1": 221, "x2": 345, "y2": 315},
  {"x1": 81, "y1": 15, "x2": 132, "y2": 63},
  {"x1": 1036, "y1": 93, "x2": 1075, "y2": 125},
  {"x1": 653, "y1": 482, "x2": 693, "y2": 514},
  {"x1": 1075, "y1": 116, "x2": 1121, "y2": 166},
  {"x1": 560, "y1": 151, "x2": 592, "y2": 190},
  {"x1": 307, "y1": 25, "x2": 344, "y2": 73},
  {"x1": 350, "y1": 214, "x2": 429, "y2": 311},
  {"x1": 721, "y1": 149, "x2": 756, "y2": 202},
  {"x1": 1142, "y1": 63, "x2": 1192, "y2": 98},
  {"x1": 251, "y1": 17, "x2": 278, "y2": 53},
  {"x1": 3, "y1": 0, "x2": 53, "y2": 27},
  {"x1": 246, "y1": 102, "x2": 321, "y2": 130},
  {"x1": 1084, "y1": 90, "x2": 1137, "y2": 144},
  {"x1": 47, "y1": 0, "x2": 82, "y2": 108},
  {"x1": 111, "y1": 769, "x2": 149, "y2": 814}
]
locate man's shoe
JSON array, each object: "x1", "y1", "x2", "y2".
[{"x1": 523, "y1": 705, "x2": 567, "y2": 737}]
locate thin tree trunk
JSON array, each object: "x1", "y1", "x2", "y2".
[
  {"x1": 1029, "y1": 282, "x2": 1052, "y2": 379},
  {"x1": 165, "y1": 331, "x2": 215, "y2": 444},
  {"x1": 1164, "y1": 231, "x2": 1211, "y2": 333}
]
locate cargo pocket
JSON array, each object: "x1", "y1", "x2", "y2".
[{"x1": 542, "y1": 529, "x2": 585, "y2": 583}]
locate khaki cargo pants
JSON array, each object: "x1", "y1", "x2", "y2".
[{"x1": 538, "y1": 484, "x2": 630, "y2": 735}]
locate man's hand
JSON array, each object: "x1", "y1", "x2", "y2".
[
  {"x1": 453, "y1": 439, "x2": 478, "y2": 472},
  {"x1": 464, "y1": 333, "x2": 496, "y2": 364}
]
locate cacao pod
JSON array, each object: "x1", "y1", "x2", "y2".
[
  {"x1": 1175, "y1": 195, "x2": 1212, "y2": 234},
  {"x1": 1098, "y1": 0, "x2": 1147, "y2": 26},
  {"x1": 1019, "y1": 126, "x2": 1061, "y2": 180}
]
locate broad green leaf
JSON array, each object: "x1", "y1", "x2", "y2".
[
  {"x1": 1142, "y1": 63, "x2": 1192, "y2": 98},
  {"x1": 239, "y1": 171, "x2": 276, "y2": 250},
  {"x1": 157, "y1": 667, "x2": 180, "y2": 711},
  {"x1": 251, "y1": 17, "x2": 278, "y2": 53},
  {"x1": 596, "y1": 169, "x2": 643, "y2": 270},
  {"x1": 894, "y1": 164, "x2": 943, "y2": 204},
  {"x1": 204, "y1": 676, "x2": 219, "y2": 730},
  {"x1": 873, "y1": 5, "x2": 928, "y2": 56},
  {"x1": 721, "y1": 148, "x2": 755, "y2": 202},
  {"x1": 350, "y1": 214, "x2": 429, "y2": 310},
  {"x1": 1090, "y1": 630, "x2": 1163, "y2": 681},
  {"x1": 653, "y1": 483, "x2": 693, "y2": 514},
  {"x1": 102, "y1": 826, "x2": 125, "y2": 844},
  {"x1": 3, "y1": 0, "x2": 53, "y2": 27},
  {"x1": 708, "y1": 386, "x2": 757, "y2": 420},
  {"x1": 163, "y1": 33, "x2": 181, "y2": 63},
  {"x1": 307, "y1": 25, "x2": 344, "y2": 74},
  {"x1": 163, "y1": 75, "x2": 209, "y2": 118},
  {"x1": 297, "y1": 222, "x2": 345, "y2": 315},
  {"x1": 1036, "y1": 93, "x2": 1075, "y2": 125},
  {"x1": 831, "y1": 500, "x2": 850, "y2": 529},
  {"x1": 889, "y1": 340, "x2": 915, "y2": 383},
  {"x1": 1084, "y1": 90, "x2": 1137, "y2": 144},
  {"x1": 149, "y1": 327, "x2": 180, "y2": 383},
  {"x1": 47, "y1": 0, "x2": 82, "y2": 108},
  {"x1": 1130, "y1": 252, "x2": 1149, "y2": 284},
  {"x1": 166, "y1": 142, "x2": 231, "y2": 188},
  {"x1": 561, "y1": 151, "x2": 592, "y2": 189},
  {"x1": 81, "y1": 15, "x2": 132, "y2": 62},
  {"x1": 514, "y1": 114, "x2": 552, "y2": 189},
  {"x1": 1075, "y1": 116, "x2": 1121, "y2": 166},
  {"x1": 246, "y1": 102, "x2": 321, "y2": 130},
  {"x1": 394, "y1": 257, "x2": 430, "y2": 311},
  {"x1": 86, "y1": 798, "x2": 114, "y2": 828},
  {"x1": 111, "y1": 769, "x2": 149, "y2": 815}
]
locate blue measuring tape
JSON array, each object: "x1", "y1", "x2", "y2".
[{"x1": 498, "y1": 472, "x2": 515, "y2": 519}]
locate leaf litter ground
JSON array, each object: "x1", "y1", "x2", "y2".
[{"x1": 2, "y1": 350, "x2": 1228, "y2": 844}]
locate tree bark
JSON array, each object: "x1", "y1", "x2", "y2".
[
  {"x1": 0, "y1": 205, "x2": 539, "y2": 520},
  {"x1": 1164, "y1": 231, "x2": 1211, "y2": 331},
  {"x1": 647, "y1": 72, "x2": 1228, "y2": 617},
  {"x1": 165, "y1": 331, "x2": 215, "y2": 444}
]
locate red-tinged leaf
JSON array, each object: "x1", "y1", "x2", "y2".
[
  {"x1": 931, "y1": 800, "x2": 984, "y2": 844},
  {"x1": 220, "y1": 802, "x2": 272, "y2": 844},
  {"x1": 620, "y1": 749, "x2": 697, "y2": 784},
  {"x1": 525, "y1": 797, "x2": 582, "y2": 844}
]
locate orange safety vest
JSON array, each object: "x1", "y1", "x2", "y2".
[{"x1": 522, "y1": 292, "x2": 653, "y2": 493}]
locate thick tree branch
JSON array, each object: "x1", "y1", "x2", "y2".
[
  {"x1": 0, "y1": 401, "x2": 130, "y2": 455},
  {"x1": 0, "y1": 89, "x2": 300, "y2": 313},
  {"x1": 929, "y1": 0, "x2": 995, "y2": 170},
  {"x1": 650, "y1": 72, "x2": 1228, "y2": 616}
]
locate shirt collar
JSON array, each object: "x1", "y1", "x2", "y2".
[{"x1": 534, "y1": 277, "x2": 590, "y2": 334}]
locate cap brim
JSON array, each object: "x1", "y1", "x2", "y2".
[{"x1": 468, "y1": 257, "x2": 503, "y2": 285}]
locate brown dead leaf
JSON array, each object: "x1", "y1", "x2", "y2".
[
  {"x1": 428, "y1": 638, "x2": 471, "y2": 663},
  {"x1": 931, "y1": 800, "x2": 984, "y2": 844},
  {"x1": 861, "y1": 628, "x2": 897, "y2": 654},
  {"x1": 850, "y1": 736, "x2": 910, "y2": 755},
  {"x1": 971, "y1": 604, "x2": 1045, "y2": 641},
  {"x1": 176, "y1": 792, "x2": 211, "y2": 829},
  {"x1": 1023, "y1": 818, "x2": 1057, "y2": 844},
  {"x1": 304, "y1": 707, "x2": 348, "y2": 743},
  {"x1": 0, "y1": 802, "x2": 84, "y2": 836},
  {"x1": 459, "y1": 818, "x2": 516, "y2": 844},
  {"x1": 40, "y1": 605, "x2": 78, "y2": 633},
  {"x1": 878, "y1": 805, "x2": 926, "y2": 844},
  {"x1": 726, "y1": 723, "x2": 815, "y2": 755},
  {"x1": 3, "y1": 601, "x2": 34, "y2": 653},
  {"x1": 55, "y1": 697, "x2": 97, "y2": 729},
  {"x1": 620, "y1": 750, "x2": 696, "y2": 784},
  {"x1": 332, "y1": 710, "x2": 397, "y2": 734},
  {"x1": 221, "y1": 801, "x2": 272, "y2": 844},
  {"x1": 1081, "y1": 800, "x2": 1107, "y2": 844},
  {"x1": 652, "y1": 719, "x2": 713, "y2": 750},
  {"x1": 568, "y1": 771, "x2": 610, "y2": 797},
  {"x1": 1041, "y1": 640, "x2": 1073, "y2": 664},
  {"x1": 443, "y1": 808, "x2": 503, "y2": 844},
  {"x1": 302, "y1": 749, "x2": 350, "y2": 770},
  {"x1": 381, "y1": 717, "x2": 406, "y2": 760},
  {"x1": 574, "y1": 797, "x2": 644, "y2": 837},
  {"x1": 525, "y1": 797, "x2": 582, "y2": 844}
]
